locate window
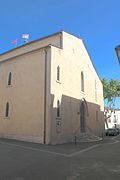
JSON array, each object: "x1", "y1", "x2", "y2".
[
  {"x1": 8, "y1": 72, "x2": 12, "y2": 86},
  {"x1": 5, "y1": 102, "x2": 9, "y2": 117},
  {"x1": 113, "y1": 115, "x2": 117, "y2": 123},
  {"x1": 57, "y1": 66, "x2": 60, "y2": 81},
  {"x1": 81, "y1": 71, "x2": 84, "y2": 92},
  {"x1": 95, "y1": 80, "x2": 97, "y2": 90},
  {"x1": 95, "y1": 80, "x2": 97, "y2": 102},
  {"x1": 57, "y1": 100, "x2": 60, "y2": 117}
]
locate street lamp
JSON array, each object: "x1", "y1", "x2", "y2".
[{"x1": 115, "y1": 45, "x2": 120, "y2": 64}]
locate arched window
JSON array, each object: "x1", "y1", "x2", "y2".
[
  {"x1": 57, "y1": 100, "x2": 60, "y2": 117},
  {"x1": 5, "y1": 102, "x2": 9, "y2": 117},
  {"x1": 8, "y1": 72, "x2": 12, "y2": 86},
  {"x1": 95, "y1": 80, "x2": 97, "y2": 102},
  {"x1": 57, "y1": 66, "x2": 60, "y2": 81},
  {"x1": 81, "y1": 71, "x2": 84, "y2": 92}
]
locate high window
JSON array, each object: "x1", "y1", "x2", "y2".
[
  {"x1": 95, "y1": 80, "x2": 97, "y2": 102},
  {"x1": 57, "y1": 66, "x2": 60, "y2": 81},
  {"x1": 5, "y1": 102, "x2": 9, "y2": 117},
  {"x1": 81, "y1": 71, "x2": 84, "y2": 92},
  {"x1": 8, "y1": 72, "x2": 12, "y2": 86}
]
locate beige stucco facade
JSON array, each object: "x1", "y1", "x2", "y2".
[{"x1": 0, "y1": 31, "x2": 104, "y2": 144}]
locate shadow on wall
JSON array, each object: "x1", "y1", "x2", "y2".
[{"x1": 50, "y1": 94, "x2": 104, "y2": 144}]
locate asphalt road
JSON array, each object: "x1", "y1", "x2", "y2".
[{"x1": 0, "y1": 136, "x2": 120, "y2": 180}]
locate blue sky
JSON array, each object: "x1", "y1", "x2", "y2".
[{"x1": 0, "y1": 0, "x2": 120, "y2": 106}]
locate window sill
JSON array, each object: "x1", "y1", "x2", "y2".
[
  {"x1": 56, "y1": 117, "x2": 62, "y2": 120},
  {"x1": 6, "y1": 85, "x2": 12, "y2": 88},
  {"x1": 3, "y1": 116, "x2": 10, "y2": 119},
  {"x1": 56, "y1": 80, "x2": 61, "y2": 84},
  {"x1": 80, "y1": 91, "x2": 85, "y2": 95}
]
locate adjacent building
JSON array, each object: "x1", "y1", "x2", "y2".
[
  {"x1": 105, "y1": 108, "x2": 120, "y2": 129},
  {"x1": 115, "y1": 45, "x2": 120, "y2": 64},
  {"x1": 0, "y1": 31, "x2": 104, "y2": 144}
]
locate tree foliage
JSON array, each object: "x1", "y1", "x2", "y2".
[{"x1": 101, "y1": 78, "x2": 120, "y2": 108}]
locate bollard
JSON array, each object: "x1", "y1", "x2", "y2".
[{"x1": 75, "y1": 135, "x2": 77, "y2": 145}]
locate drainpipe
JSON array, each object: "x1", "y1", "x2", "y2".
[{"x1": 43, "y1": 48, "x2": 47, "y2": 144}]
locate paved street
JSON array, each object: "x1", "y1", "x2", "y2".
[{"x1": 0, "y1": 136, "x2": 120, "y2": 180}]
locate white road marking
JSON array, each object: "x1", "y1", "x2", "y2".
[
  {"x1": 0, "y1": 137, "x2": 119, "y2": 158},
  {"x1": 105, "y1": 139, "x2": 119, "y2": 145},
  {"x1": 69, "y1": 144, "x2": 100, "y2": 157},
  {"x1": 0, "y1": 141, "x2": 100, "y2": 157},
  {"x1": 0, "y1": 141, "x2": 68, "y2": 157},
  {"x1": 104, "y1": 135, "x2": 120, "y2": 145}
]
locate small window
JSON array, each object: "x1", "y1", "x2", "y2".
[
  {"x1": 57, "y1": 66, "x2": 60, "y2": 81},
  {"x1": 8, "y1": 72, "x2": 12, "y2": 86},
  {"x1": 95, "y1": 80, "x2": 97, "y2": 90},
  {"x1": 81, "y1": 71, "x2": 84, "y2": 92},
  {"x1": 5, "y1": 102, "x2": 9, "y2": 117},
  {"x1": 57, "y1": 100, "x2": 60, "y2": 117}
]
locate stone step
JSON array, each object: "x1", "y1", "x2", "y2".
[{"x1": 75, "y1": 132, "x2": 102, "y2": 142}]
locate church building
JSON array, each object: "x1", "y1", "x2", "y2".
[{"x1": 0, "y1": 31, "x2": 104, "y2": 144}]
